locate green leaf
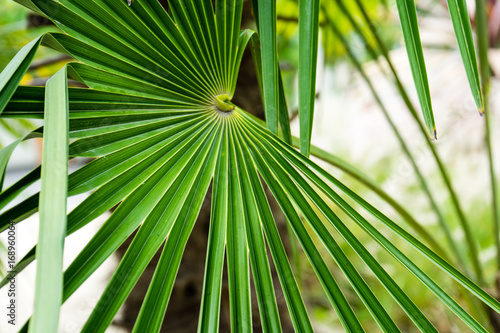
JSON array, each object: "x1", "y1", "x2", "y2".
[
  {"x1": 226, "y1": 119, "x2": 252, "y2": 332},
  {"x1": 12, "y1": 0, "x2": 45, "y2": 16},
  {"x1": 82, "y1": 122, "x2": 220, "y2": 331},
  {"x1": 0, "y1": 131, "x2": 41, "y2": 191},
  {"x1": 445, "y1": 0, "x2": 484, "y2": 113},
  {"x1": 350, "y1": 0, "x2": 483, "y2": 284},
  {"x1": 29, "y1": 67, "x2": 69, "y2": 333},
  {"x1": 230, "y1": 29, "x2": 255, "y2": 95},
  {"x1": 249, "y1": 142, "x2": 362, "y2": 332},
  {"x1": 2, "y1": 0, "x2": 496, "y2": 331},
  {"x1": 277, "y1": 71, "x2": 292, "y2": 145},
  {"x1": 133, "y1": 128, "x2": 221, "y2": 333},
  {"x1": 241, "y1": 114, "x2": 494, "y2": 331},
  {"x1": 254, "y1": 0, "x2": 279, "y2": 134},
  {"x1": 62, "y1": 118, "x2": 218, "y2": 302},
  {"x1": 42, "y1": 33, "x2": 207, "y2": 102},
  {"x1": 132, "y1": 0, "x2": 219, "y2": 95},
  {"x1": 167, "y1": 0, "x2": 222, "y2": 92},
  {"x1": 248, "y1": 34, "x2": 291, "y2": 144},
  {"x1": 198, "y1": 125, "x2": 228, "y2": 333},
  {"x1": 238, "y1": 118, "x2": 363, "y2": 331},
  {"x1": 319, "y1": 13, "x2": 457, "y2": 265},
  {"x1": 234, "y1": 124, "x2": 314, "y2": 332},
  {"x1": 394, "y1": 0, "x2": 436, "y2": 140},
  {"x1": 0, "y1": 168, "x2": 40, "y2": 215},
  {"x1": 231, "y1": 121, "x2": 282, "y2": 332},
  {"x1": 4, "y1": 86, "x2": 183, "y2": 120},
  {"x1": 216, "y1": 0, "x2": 244, "y2": 93},
  {"x1": 240, "y1": 119, "x2": 411, "y2": 332},
  {"x1": 0, "y1": 193, "x2": 39, "y2": 227},
  {"x1": 304, "y1": 140, "x2": 447, "y2": 259},
  {"x1": 66, "y1": 63, "x2": 199, "y2": 105},
  {"x1": 298, "y1": 0, "x2": 320, "y2": 156},
  {"x1": 0, "y1": 37, "x2": 42, "y2": 114}
]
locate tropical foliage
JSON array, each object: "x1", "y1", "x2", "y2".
[{"x1": 0, "y1": 0, "x2": 499, "y2": 332}]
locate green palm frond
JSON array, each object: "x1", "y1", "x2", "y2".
[
  {"x1": 0, "y1": 0, "x2": 497, "y2": 332},
  {"x1": 393, "y1": 0, "x2": 482, "y2": 139}
]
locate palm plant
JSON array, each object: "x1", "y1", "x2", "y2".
[{"x1": 0, "y1": 0, "x2": 499, "y2": 332}]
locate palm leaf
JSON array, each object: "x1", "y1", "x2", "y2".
[
  {"x1": 0, "y1": 0, "x2": 498, "y2": 332},
  {"x1": 298, "y1": 0, "x2": 320, "y2": 156},
  {"x1": 0, "y1": 36, "x2": 41, "y2": 113},
  {"x1": 445, "y1": 0, "x2": 484, "y2": 113},
  {"x1": 30, "y1": 66, "x2": 68, "y2": 333},
  {"x1": 252, "y1": 0, "x2": 279, "y2": 134},
  {"x1": 393, "y1": 0, "x2": 436, "y2": 140}
]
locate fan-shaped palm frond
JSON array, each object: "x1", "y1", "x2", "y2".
[{"x1": 0, "y1": 0, "x2": 498, "y2": 332}]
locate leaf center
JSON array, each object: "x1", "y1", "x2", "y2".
[{"x1": 214, "y1": 94, "x2": 234, "y2": 113}]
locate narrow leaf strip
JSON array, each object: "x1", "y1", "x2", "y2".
[
  {"x1": 215, "y1": 0, "x2": 244, "y2": 92},
  {"x1": 298, "y1": 0, "x2": 320, "y2": 156},
  {"x1": 62, "y1": 119, "x2": 218, "y2": 301},
  {"x1": 277, "y1": 71, "x2": 292, "y2": 145},
  {"x1": 231, "y1": 122, "x2": 282, "y2": 332},
  {"x1": 226, "y1": 119, "x2": 252, "y2": 332},
  {"x1": 304, "y1": 139, "x2": 447, "y2": 259},
  {"x1": 249, "y1": 34, "x2": 291, "y2": 144},
  {"x1": 81, "y1": 125, "x2": 219, "y2": 331},
  {"x1": 66, "y1": 63, "x2": 200, "y2": 106},
  {"x1": 133, "y1": 129, "x2": 221, "y2": 333},
  {"x1": 239, "y1": 119, "x2": 416, "y2": 332},
  {"x1": 248, "y1": 141, "x2": 363, "y2": 332},
  {"x1": 254, "y1": 0, "x2": 279, "y2": 133},
  {"x1": 446, "y1": 0, "x2": 484, "y2": 113},
  {"x1": 240, "y1": 113, "x2": 495, "y2": 330},
  {"x1": 230, "y1": 29, "x2": 255, "y2": 96},
  {"x1": 198, "y1": 125, "x2": 229, "y2": 333},
  {"x1": 29, "y1": 67, "x2": 69, "y2": 333},
  {"x1": 394, "y1": 0, "x2": 436, "y2": 140},
  {"x1": 234, "y1": 126, "x2": 313, "y2": 332},
  {"x1": 0, "y1": 37, "x2": 42, "y2": 113},
  {"x1": 0, "y1": 131, "x2": 41, "y2": 191}
]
